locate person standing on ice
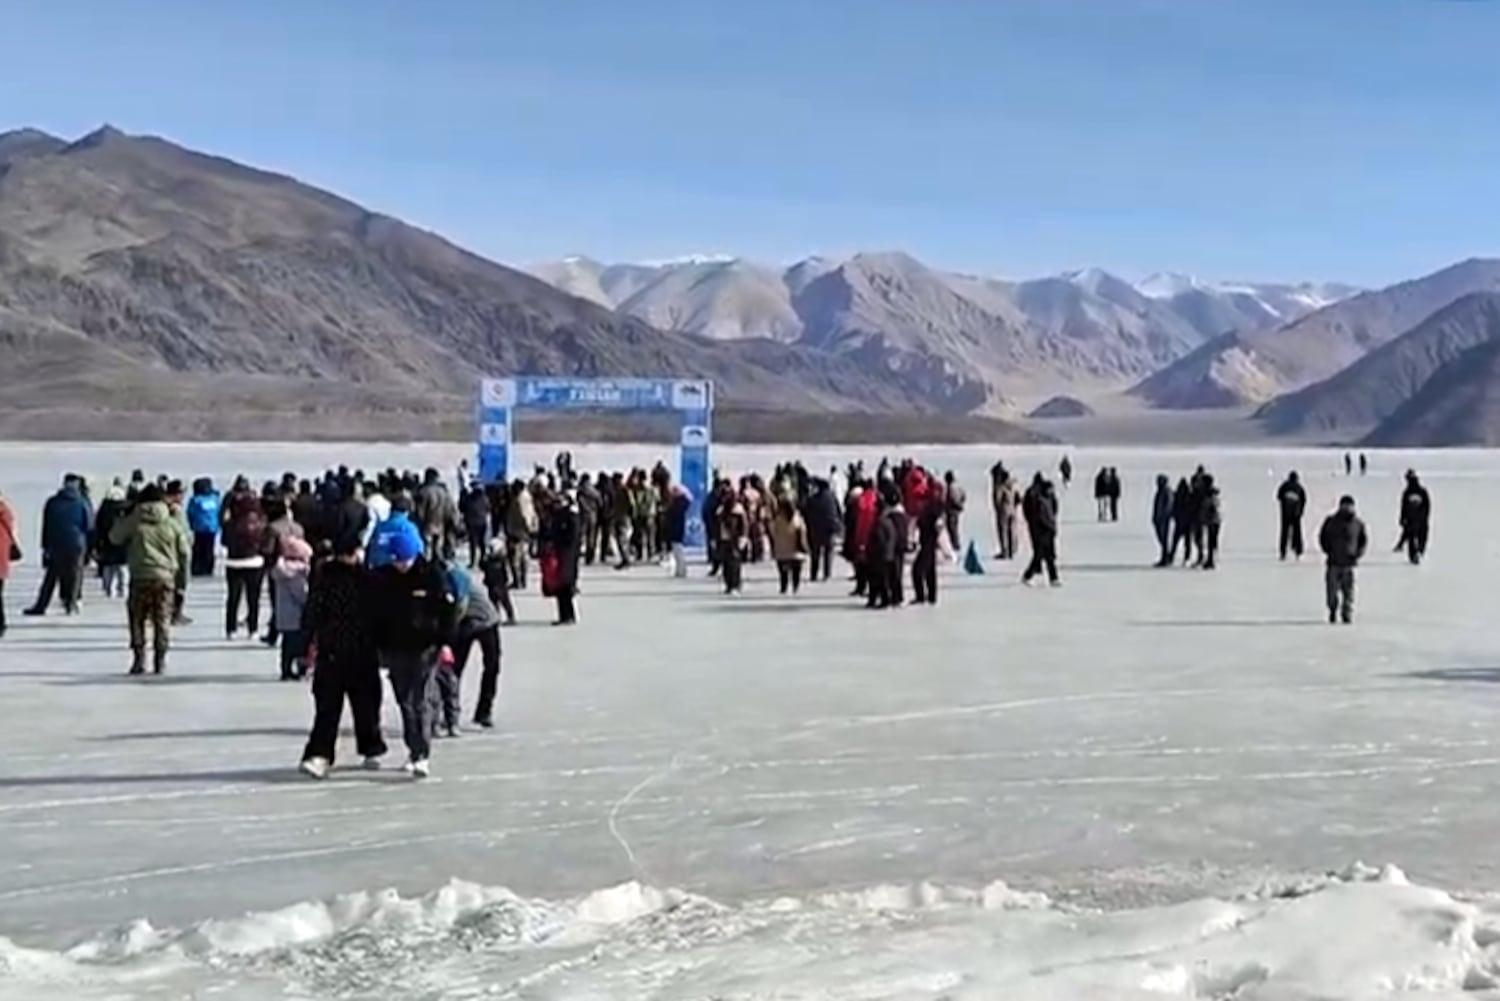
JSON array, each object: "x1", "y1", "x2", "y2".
[
  {"x1": 368, "y1": 530, "x2": 461, "y2": 778},
  {"x1": 802, "y1": 478, "x2": 841, "y2": 583},
  {"x1": 0, "y1": 487, "x2": 16, "y2": 638},
  {"x1": 1398, "y1": 470, "x2": 1432, "y2": 565},
  {"x1": 300, "y1": 534, "x2": 387, "y2": 778},
  {"x1": 1170, "y1": 477, "x2": 1194, "y2": 565},
  {"x1": 990, "y1": 462, "x2": 1020, "y2": 560},
  {"x1": 109, "y1": 483, "x2": 189, "y2": 676},
  {"x1": 1093, "y1": 467, "x2": 1109, "y2": 522},
  {"x1": 912, "y1": 483, "x2": 945, "y2": 605},
  {"x1": 221, "y1": 477, "x2": 267, "y2": 640},
  {"x1": 1198, "y1": 474, "x2": 1223, "y2": 570},
  {"x1": 942, "y1": 471, "x2": 965, "y2": 552},
  {"x1": 538, "y1": 489, "x2": 582, "y2": 622},
  {"x1": 93, "y1": 482, "x2": 130, "y2": 600},
  {"x1": 186, "y1": 478, "x2": 221, "y2": 578},
  {"x1": 24, "y1": 474, "x2": 93, "y2": 618},
  {"x1": 1151, "y1": 474, "x2": 1174, "y2": 567},
  {"x1": 1344, "y1": 452, "x2": 1353, "y2": 476},
  {"x1": 1276, "y1": 471, "x2": 1308, "y2": 560},
  {"x1": 1319, "y1": 495, "x2": 1368, "y2": 624},
  {"x1": 1058, "y1": 455, "x2": 1073, "y2": 490},
  {"x1": 1021, "y1": 473, "x2": 1061, "y2": 587}
]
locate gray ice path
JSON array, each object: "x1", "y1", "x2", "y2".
[{"x1": 2, "y1": 442, "x2": 1499, "y2": 950}]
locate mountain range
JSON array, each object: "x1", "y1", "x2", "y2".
[
  {"x1": 5, "y1": 124, "x2": 1500, "y2": 445},
  {"x1": 527, "y1": 255, "x2": 1358, "y2": 411}
]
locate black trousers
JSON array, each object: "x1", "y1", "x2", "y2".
[
  {"x1": 225, "y1": 566, "x2": 264, "y2": 635},
  {"x1": 807, "y1": 538, "x2": 833, "y2": 582},
  {"x1": 487, "y1": 582, "x2": 516, "y2": 624},
  {"x1": 1154, "y1": 519, "x2": 1172, "y2": 564},
  {"x1": 580, "y1": 517, "x2": 598, "y2": 564},
  {"x1": 1173, "y1": 523, "x2": 1194, "y2": 564},
  {"x1": 944, "y1": 512, "x2": 962, "y2": 551},
  {"x1": 912, "y1": 548, "x2": 938, "y2": 604},
  {"x1": 302, "y1": 654, "x2": 386, "y2": 764},
  {"x1": 776, "y1": 559, "x2": 803, "y2": 594},
  {"x1": 1023, "y1": 534, "x2": 1059, "y2": 584},
  {"x1": 466, "y1": 526, "x2": 488, "y2": 568},
  {"x1": 1405, "y1": 523, "x2": 1430, "y2": 564},
  {"x1": 0, "y1": 578, "x2": 7, "y2": 635},
  {"x1": 190, "y1": 532, "x2": 217, "y2": 577},
  {"x1": 449, "y1": 625, "x2": 503, "y2": 723},
  {"x1": 721, "y1": 548, "x2": 744, "y2": 594},
  {"x1": 1204, "y1": 524, "x2": 1221, "y2": 568},
  {"x1": 1279, "y1": 518, "x2": 1303, "y2": 559},
  {"x1": 555, "y1": 590, "x2": 578, "y2": 624},
  {"x1": 32, "y1": 556, "x2": 82, "y2": 613},
  {"x1": 867, "y1": 558, "x2": 905, "y2": 607}
]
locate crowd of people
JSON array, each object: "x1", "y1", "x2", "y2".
[{"x1": 0, "y1": 450, "x2": 1442, "y2": 776}]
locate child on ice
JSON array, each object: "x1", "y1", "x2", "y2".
[{"x1": 271, "y1": 535, "x2": 314, "y2": 680}]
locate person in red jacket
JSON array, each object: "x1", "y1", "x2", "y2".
[
  {"x1": 220, "y1": 476, "x2": 268, "y2": 639},
  {"x1": 849, "y1": 482, "x2": 879, "y2": 598}
]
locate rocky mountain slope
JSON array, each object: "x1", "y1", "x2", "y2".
[
  {"x1": 1132, "y1": 259, "x2": 1500, "y2": 409},
  {"x1": 0, "y1": 127, "x2": 1050, "y2": 439},
  {"x1": 526, "y1": 256, "x2": 1356, "y2": 410},
  {"x1": 1256, "y1": 292, "x2": 1500, "y2": 436},
  {"x1": 1364, "y1": 338, "x2": 1500, "y2": 447}
]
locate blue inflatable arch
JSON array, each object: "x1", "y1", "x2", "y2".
[{"x1": 476, "y1": 376, "x2": 713, "y2": 549}]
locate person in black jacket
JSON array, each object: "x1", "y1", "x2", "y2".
[
  {"x1": 912, "y1": 485, "x2": 944, "y2": 605},
  {"x1": 1021, "y1": 473, "x2": 1060, "y2": 586},
  {"x1": 24, "y1": 474, "x2": 94, "y2": 616},
  {"x1": 479, "y1": 538, "x2": 518, "y2": 625},
  {"x1": 538, "y1": 492, "x2": 582, "y2": 624},
  {"x1": 1170, "y1": 477, "x2": 1195, "y2": 566},
  {"x1": 1276, "y1": 471, "x2": 1308, "y2": 560},
  {"x1": 1398, "y1": 470, "x2": 1432, "y2": 565},
  {"x1": 1151, "y1": 474, "x2": 1174, "y2": 567},
  {"x1": 802, "y1": 478, "x2": 842, "y2": 583},
  {"x1": 663, "y1": 484, "x2": 691, "y2": 579},
  {"x1": 299, "y1": 535, "x2": 388, "y2": 778},
  {"x1": 1319, "y1": 495, "x2": 1369, "y2": 624},
  {"x1": 868, "y1": 486, "x2": 908, "y2": 609},
  {"x1": 460, "y1": 482, "x2": 490, "y2": 569},
  {"x1": 367, "y1": 533, "x2": 460, "y2": 778}
]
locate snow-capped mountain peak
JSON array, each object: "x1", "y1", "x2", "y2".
[{"x1": 1137, "y1": 272, "x2": 1206, "y2": 300}]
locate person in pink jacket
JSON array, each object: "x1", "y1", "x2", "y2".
[{"x1": 0, "y1": 489, "x2": 17, "y2": 638}]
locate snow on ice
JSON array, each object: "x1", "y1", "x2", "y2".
[{"x1": 4, "y1": 442, "x2": 1500, "y2": 999}]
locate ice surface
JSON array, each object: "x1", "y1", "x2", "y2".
[{"x1": 4, "y1": 442, "x2": 1500, "y2": 999}]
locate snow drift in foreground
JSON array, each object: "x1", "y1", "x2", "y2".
[{"x1": 5, "y1": 864, "x2": 1500, "y2": 1000}]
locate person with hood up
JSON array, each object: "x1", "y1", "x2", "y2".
[
  {"x1": 1093, "y1": 468, "x2": 1110, "y2": 522},
  {"x1": 1021, "y1": 473, "x2": 1061, "y2": 587},
  {"x1": 803, "y1": 478, "x2": 842, "y2": 584},
  {"x1": 94, "y1": 482, "x2": 130, "y2": 598},
  {"x1": 1319, "y1": 495, "x2": 1369, "y2": 625},
  {"x1": 271, "y1": 535, "x2": 314, "y2": 681},
  {"x1": 436, "y1": 563, "x2": 505, "y2": 731},
  {"x1": 368, "y1": 530, "x2": 461, "y2": 778},
  {"x1": 0, "y1": 487, "x2": 17, "y2": 638},
  {"x1": 538, "y1": 490, "x2": 582, "y2": 623},
  {"x1": 1276, "y1": 471, "x2": 1308, "y2": 561},
  {"x1": 1151, "y1": 474, "x2": 1174, "y2": 567},
  {"x1": 300, "y1": 533, "x2": 387, "y2": 778},
  {"x1": 367, "y1": 496, "x2": 422, "y2": 569},
  {"x1": 769, "y1": 497, "x2": 808, "y2": 595},
  {"x1": 221, "y1": 477, "x2": 268, "y2": 639},
  {"x1": 109, "y1": 483, "x2": 189, "y2": 676},
  {"x1": 1398, "y1": 470, "x2": 1432, "y2": 565},
  {"x1": 186, "y1": 478, "x2": 222, "y2": 578},
  {"x1": 1198, "y1": 474, "x2": 1223, "y2": 570},
  {"x1": 912, "y1": 482, "x2": 946, "y2": 605},
  {"x1": 25, "y1": 474, "x2": 94, "y2": 617}
]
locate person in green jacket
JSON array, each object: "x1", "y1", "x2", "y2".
[{"x1": 110, "y1": 484, "x2": 191, "y2": 676}]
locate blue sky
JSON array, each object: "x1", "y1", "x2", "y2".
[{"x1": 4, "y1": 0, "x2": 1498, "y2": 285}]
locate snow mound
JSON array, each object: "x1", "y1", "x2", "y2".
[{"x1": 7, "y1": 867, "x2": 1500, "y2": 999}]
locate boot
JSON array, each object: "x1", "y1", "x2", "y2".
[
  {"x1": 128, "y1": 647, "x2": 146, "y2": 676},
  {"x1": 152, "y1": 648, "x2": 168, "y2": 675}
]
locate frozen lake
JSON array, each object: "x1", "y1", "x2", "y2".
[{"x1": 4, "y1": 441, "x2": 1500, "y2": 999}]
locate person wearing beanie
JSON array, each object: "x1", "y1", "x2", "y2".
[
  {"x1": 271, "y1": 535, "x2": 315, "y2": 681},
  {"x1": 367, "y1": 528, "x2": 461, "y2": 778},
  {"x1": 1319, "y1": 495, "x2": 1369, "y2": 625}
]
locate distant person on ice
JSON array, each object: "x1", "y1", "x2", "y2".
[
  {"x1": 1151, "y1": 474, "x2": 1173, "y2": 567},
  {"x1": 1276, "y1": 471, "x2": 1307, "y2": 560},
  {"x1": 1021, "y1": 473, "x2": 1061, "y2": 587},
  {"x1": 1398, "y1": 470, "x2": 1432, "y2": 565},
  {"x1": 24, "y1": 474, "x2": 93, "y2": 618},
  {"x1": 942, "y1": 471, "x2": 965, "y2": 551},
  {"x1": 990, "y1": 462, "x2": 1020, "y2": 560},
  {"x1": 186, "y1": 478, "x2": 221, "y2": 578},
  {"x1": 1319, "y1": 495, "x2": 1369, "y2": 624},
  {"x1": 1170, "y1": 477, "x2": 1194, "y2": 566},
  {"x1": 912, "y1": 482, "x2": 945, "y2": 604},
  {"x1": 1093, "y1": 468, "x2": 1109, "y2": 522},
  {"x1": 1197, "y1": 474, "x2": 1223, "y2": 570},
  {"x1": 1058, "y1": 455, "x2": 1073, "y2": 489},
  {"x1": 0, "y1": 487, "x2": 17, "y2": 638}
]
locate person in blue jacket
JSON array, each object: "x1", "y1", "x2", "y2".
[
  {"x1": 186, "y1": 477, "x2": 222, "y2": 578},
  {"x1": 25, "y1": 474, "x2": 94, "y2": 616},
  {"x1": 367, "y1": 497, "x2": 424, "y2": 569}
]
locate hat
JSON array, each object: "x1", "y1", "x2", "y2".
[
  {"x1": 389, "y1": 527, "x2": 424, "y2": 563},
  {"x1": 332, "y1": 534, "x2": 362, "y2": 558},
  {"x1": 281, "y1": 535, "x2": 314, "y2": 561}
]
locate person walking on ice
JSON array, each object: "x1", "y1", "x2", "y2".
[
  {"x1": 109, "y1": 484, "x2": 190, "y2": 676},
  {"x1": 1276, "y1": 470, "x2": 1307, "y2": 560},
  {"x1": 1319, "y1": 494, "x2": 1368, "y2": 624}
]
